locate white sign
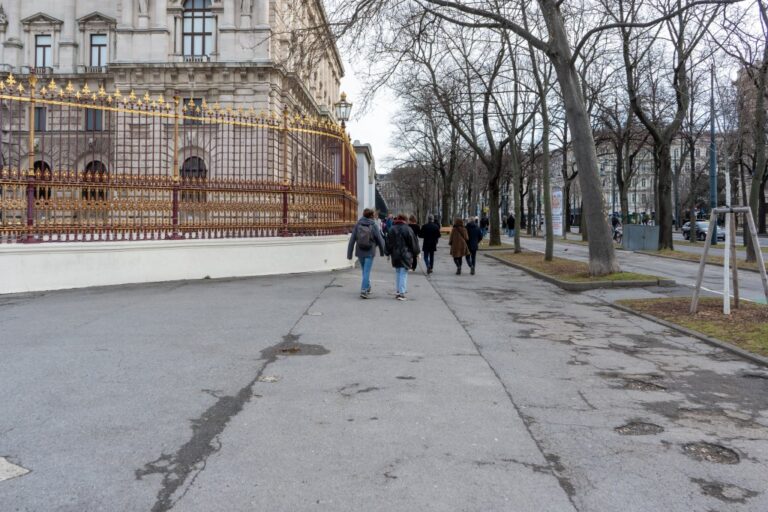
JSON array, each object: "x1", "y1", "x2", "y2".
[{"x1": 551, "y1": 187, "x2": 563, "y2": 236}]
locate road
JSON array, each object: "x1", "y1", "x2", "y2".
[{"x1": 520, "y1": 236, "x2": 768, "y2": 304}]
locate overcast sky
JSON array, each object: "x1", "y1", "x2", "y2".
[{"x1": 340, "y1": 60, "x2": 399, "y2": 175}]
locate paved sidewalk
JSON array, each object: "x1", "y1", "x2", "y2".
[{"x1": 0, "y1": 246, "x2": 767, "y2": 511}]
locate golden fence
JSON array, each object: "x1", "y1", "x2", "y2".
[{"x1": 0, "y1": 73, "x2": 358, "y2": 243}]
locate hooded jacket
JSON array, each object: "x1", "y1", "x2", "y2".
[
  {"x1": 386, "y1": 220, "x2": 421, "y2": 268},
  {"x1": 347, "y1": 217, "x2": 386, "y2": 259}
]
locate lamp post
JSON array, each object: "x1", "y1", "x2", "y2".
[
  {"x1": 709, "y1": 65, "x2": 718, "y2": 245},
  {"x1": 334, "y1": 92, "x2": 352, "y2": 129}
]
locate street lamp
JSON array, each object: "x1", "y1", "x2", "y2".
[{"x1": 334, "y1": 92, "x2": 352, "y2": 129}]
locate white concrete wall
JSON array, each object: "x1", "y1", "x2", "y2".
[{"x1": 0, "y1": 236, "x2": 353, "y2": 295}]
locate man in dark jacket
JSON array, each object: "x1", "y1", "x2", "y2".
[
  {"x1": 479, "y1": 215, "x2": 489, "y2": 238},
  {"x1": 507, "y1": 214, "x2": 516, "y2": 237},
  {"x1": 347, "y1": 208, "x2": 386, "y2": 299},
  {"x1": 465, "y1": 217, "x2": 483, "y2": 275},
  {"x1": 419, "y1": 215, "x2": 441, "y2": 274},
  {"x1": 385, "y1": 213, "x2": 421, "y2": 301}
]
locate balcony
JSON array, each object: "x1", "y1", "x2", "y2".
[
  {"x1": 183, "y1": 55, "x2": 210, "y2": 63},
  {"x1": 32, "y1": 67, "x2": 54, "y2": 76},
  {"x1": 84, "y1": 66, "x2": 108, "y2": 74}
]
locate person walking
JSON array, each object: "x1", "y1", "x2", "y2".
[
  {"x1": 449, "y1": 218, "x2": 470, "y2": 275},
  {"x1": 479, "y1": 215, "x2": 489, "y2": 238},
  {"x1": 385, "y1": 213, "x2": 421, "y2": 301},
  {"x1": 465, "y1": 217, "x2": 483, "y2": 275},
  {"x1": 347, "y1": 208, "x2": 386, "y2": 299},
  {"x1": 419, "y1": 215, "x2": 441, "y2": 274},
  {"x1": 507, "y1": 214, "x2": 516, "y2": 237},
  {"x1": 407, "y1": 215, "x2": 422, "y2": 271}
]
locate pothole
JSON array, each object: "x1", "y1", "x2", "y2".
[
  {"x1": 624, "y1": 379, "x2": 667, "y2": 391},
  {"x1": 692, "y1": 478, "x2": 757, "y2": 503},
  {"x1": 742, "y1": 372, "x2": 768, "y2": 380},
  {"x1": 682, "y1": 442, "x2": 740, "y2": 464},
  {"x1": 615, "y1": 421, "x2": 664, "y2": 435}
]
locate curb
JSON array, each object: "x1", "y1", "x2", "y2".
[
  {"x1": 485, "y1": 253, "x2": 675, "y2": 292},
  {"x1": 636, "y1": 251, "x2": 765, "y2": 274},
  {"x1": 608, "y1": 302, "x2": 768, "y2": 368}
]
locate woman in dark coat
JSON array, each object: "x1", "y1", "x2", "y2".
[
  {"x1": 448, "y1": 218, "x2": 470, "y2": 275},
  {"x1": 419, "y1": 215, "x2": 441, "y2": 274},
  {"x1": 465, "y1": 217, "x2": 483, "y2": 275}
]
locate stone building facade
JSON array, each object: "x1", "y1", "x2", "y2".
[{"x1": 0, "y1": 0, "x2": 344, "y2": 116}]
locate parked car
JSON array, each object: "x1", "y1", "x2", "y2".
[{"x1": 682, "y1": 221, "x2": 726, "y2": 242}]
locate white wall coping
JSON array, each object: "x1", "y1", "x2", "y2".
[{"x1": 0, "y1": 236, "x2": 353, "y2": 295}]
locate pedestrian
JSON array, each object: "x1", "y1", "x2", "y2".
[
  {"x1": 480, "y1": 215, "x2": 489, "y2": 238},
  {"x1": 347, "y1": 208, "x2": 386, "y2": 299},
  {"x1": 449, "y1": 217, "x2": 470, "y2": 275},
  {"x1": 407, "y1": 215, "x2": 422, "y2": 271},
  {"x1": 507, "y1": 214, "x2": 516, "y2": 237},
  {"x1": 419, "y1": 215, "x2": 441, "y2": 274},
  {"x1": 385, "y1": 213, "x2": 421, "y2": 300},
  {"x1": 465, "y1": 216, "x2": 483, "y2": 275}
]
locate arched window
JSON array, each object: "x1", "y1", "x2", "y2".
[
  {"x1": 183, "y1": 0, "x2": 213, "y2": 58},
  {"x1": 33, "y1": 160, "x2": 51, "y2": 200},
  {"x1": 83, "y1": 161, "x2": 108, "y2": 201},
  {"x1": 181, "y1": 156, "x2": 207, "y2": 202}
]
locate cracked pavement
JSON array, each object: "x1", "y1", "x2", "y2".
[{"x1": 0, "y1": 246, "x2": 766, "y2": 511}]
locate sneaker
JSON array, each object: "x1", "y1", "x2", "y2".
[
  {"x1": 396, "y1": 294, "x2": 407, "y2": 301},
  {"x1": 470, "y1": 266, "x2": 475, "y2": 275},
  {"x1": 360, "y1": 292, "x2": 369, "y2": 299}
]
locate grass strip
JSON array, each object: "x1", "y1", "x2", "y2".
[
  {"x1": 645, "y1": 249, "x2": 768, "y2": 273},
  {"x1": 617, "y1": 297, "x2": 768, "y2": 358},
  {"x1": 493, "y1": 250, "x2": 658, "y2": 283}
]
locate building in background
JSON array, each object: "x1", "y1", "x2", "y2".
[
  {"x1": 354, "y1": 141, "x2": 375, "y2": 219},
  {"x1": 0, "y1": 0, "x2": 344, "y2": 116}
]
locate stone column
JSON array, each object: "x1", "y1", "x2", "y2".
[
  {"x1": 154, "y1": 0, "x2": 167, "y2": 29},
  {"x1": 137, "y1": 0, "x2": 150, "y2": 29},
  {"x1": 121, "y1": 0, "x2": 134, "y2": 27},
  {"x1": 59, "y1": 0, "x2": 77, "y2": 72},
  {"x1": 257, "y1": 0, "x2": 270, "y2": 26},
  {"x1": 221, "y1": 0, "x2": 235, "y2": 28}
]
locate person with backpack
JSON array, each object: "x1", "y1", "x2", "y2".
[
  {"x1": 347, "y1": 208, "x2": 386, "y2": 299},
  {"x1": 449, "y1": 218, "x2": 470, "y2": 275},
  {"x1": 385, "y1": 213, "x2": 421, "y2": 301},
  {"x1": 419, "y1": 215, "x2": 441, "y2": 274},
  {"x1": 465, "y1": 217, "x2": 483, "y2": 275}
]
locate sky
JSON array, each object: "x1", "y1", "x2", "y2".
[{"x1": 339, "y1": 60, "x2": 399, "y2": 174}]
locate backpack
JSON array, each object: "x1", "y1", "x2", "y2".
[{"x1": 357, "y1": 223, "x2": 374, "y2": 250}]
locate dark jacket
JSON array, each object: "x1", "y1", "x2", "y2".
[
  {"x1": 479, "y1": 217, "x2": 489, "y2": 229},
  {"x1": 419, "y1": 222, "x2": 441, "y2": 252},
  {"x1": 386, "y1": 221, "x2": 421, "y2": 269},
  {"x1": 466, "y1": 221, "x2": 483, "y2": 251},
  {"x1": 347, "y1": 217, "x2": 386, "y2": 259},
  {"x1": 408, "y1": 222, "x2": 422, "y2": 239},
  {"x1": 507, "y1": 215, "x2": 515, "y2": 230}
]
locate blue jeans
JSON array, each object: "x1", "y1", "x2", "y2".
[
  {"x1": 395, "y1": 267, "x2": 408, "y2": 295},
  {"x1": 358, "y1": 256, "x2": 373, "y2": 292},
  {"x1": 423, "y1": 251, "x2": 435, "y2": 269}
]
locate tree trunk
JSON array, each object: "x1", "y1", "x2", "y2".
[
  {"x1": 511, "y1": 150, "x2": 522, "y2": 253},
  {"x1": 488, "y1": 172, "x2": 502, "y2": 247},
  {"x1": 547, "y1": 61, "x2": 618, "y2": 273},
  {"x1": 654, "y1": 142, "x2": 674, "y2": 249},
  {"x1": 542, "y1": 115, "x2": 553, "y2": 260}
]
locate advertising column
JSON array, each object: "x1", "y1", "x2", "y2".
[{"x1": 552, "y1": 187, "x2": 563, "y2": 237}]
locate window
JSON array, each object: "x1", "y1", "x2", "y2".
[
  {"x1": 673, "y1": 148, "x2": 679, "y2": 158},
  {"x1": 34, "y1": 161, "x2": 52, "y2": 200},
  {"x1": 82, "y1": 161, "x2": 108, "y2": 201},
  {"x1": 90, "y1": 34, "x2": 107, "y2": 67},
  {"x1": 182, "y1": 0, "x2": 214, "y2": 57},
  {"x1": 641, "y1": 193, "x2": 647, "y2": 203},
  {"x1": 180, "y1": 156, "x2": 207, "y2": 202},
  {"x1": 641, "y1": 178, "x2": 647, "y2": 188},
  {"x1": 85, "y1": 109, "x2": 103, "y2": 131},
  {"x1": 183, "y1": 98, "x2": 203, "y2": 125},
  {"x1": 695, "y1": 148, "x2": 701, "y2": 157},
  {"x1": 34, "y1": 107, "x2": 46, "y2": 132},
  {"x1": 35, "y1": 35, "x2": 52, "y2": 68}
]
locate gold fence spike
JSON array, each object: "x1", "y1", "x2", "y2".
[
  {"x1": 157, "y1": 95, "x2": 165, "y2": 106},
  {"x1": 65, "y1": 81, "x2": 75, "y2": 94},
  {"x1": 98, "y1": 85, "x2": 106, "y2": 97},
  {"x1": 114, "y1": 87, "x2": 122, "y2": 99},
  {"x1": 47, "y1": 78, "x2": 57, "y2": 92},
  {"x1": 143, "y1": 91, "x2": 151, "y2": 102},
  {"x1": 17, "y1": 83, "x2": 24, "y2": 93},
  {"x1": 129, "y1": 89, "x2": 136, "y2": 102},
  {"x1": 5, "y1": 73, "x2": 15, "y2": 86},
  {"x1": 82, "y1": 83, "x2": 91, "y2": 95}
]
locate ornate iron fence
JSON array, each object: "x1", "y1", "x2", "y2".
[{"x1": 0, "y1": 73, "x2": 357, "y2": 243}]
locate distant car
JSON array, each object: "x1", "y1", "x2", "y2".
[{"x1": 682, "y1": 221, "x2": 726, "y2": 242}]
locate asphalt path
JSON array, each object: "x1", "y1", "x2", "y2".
[
  {"x1": 1, "y1": 248, "x2": 767, "y2": 511},
  {"x1": 520, "y1": 236, "x2": 768, "y2": 305}
]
